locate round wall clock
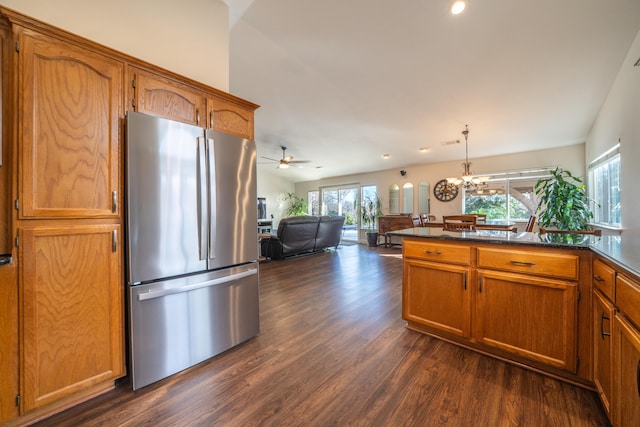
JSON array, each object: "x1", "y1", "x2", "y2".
[{"x1": 433, "y1": 179, "x2": 459, "y2": 202}]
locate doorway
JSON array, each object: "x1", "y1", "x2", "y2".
[{"x1": 321, "y1": 185, "x2": 358, "y2": 241}]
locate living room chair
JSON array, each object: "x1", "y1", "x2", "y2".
[{"x1": 442, "y1": 215, "x2": 477, "y2": 231}]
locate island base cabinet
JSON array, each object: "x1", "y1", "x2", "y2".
[
  {"x1": 593, "y1": 290, "x2": 614, "y2": 421},
  {"x1": 475, "y1": 270, "x2": 577, "y2": 372},
  {"x1": 613, "y1": 314, "x2": 640, "y2": 426},
  {"x1": 403, "y1": 259, "x2": 471, "y2": 338},
  {"x1": 19, "y1": 224, "x2": 124, "y2": 412}
]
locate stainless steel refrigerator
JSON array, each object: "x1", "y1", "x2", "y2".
[{"x1": 125, "y1": 111, "x2": 259, "y2": 390}]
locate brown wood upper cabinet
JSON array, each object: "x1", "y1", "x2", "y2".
[
  {"x1": 129, "y1": 66, "x2": 205, "y2": 127},
  {"x1": 128, "y1": 67, "x2": 256, "y2": 140},
  {"x1": 206, "y1": 95, "x2": 254, "y2": 139},
  {"x1": 17, "y1": 29, "x2": 123, "y2": 219}
]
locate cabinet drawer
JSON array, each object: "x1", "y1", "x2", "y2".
[
  {"x1": 477, "y1": 247, "x2": 579, "y2": 280},
  {"x1": 616, "y1": 274, "x2": 640, "y2": 328},
  {"x1": 593, "y1": 258, "x2": 615, "y2": 301},
  {"x1": 403, "y1": 241, "x2": 471, "y2": 266}
]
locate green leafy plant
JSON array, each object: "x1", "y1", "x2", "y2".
[
  {"x1": 344, "y1": 212, "x2": 356, "y2": 226},
  {"x1": 359, "y1": 195, "x2": 383, "y2": 231},
  {"x1": 534, "y1": 167, "x2": 595, "y2": 231},
  {"x1": 284, "y1": 193, "x2": 308, "y2": 216}
]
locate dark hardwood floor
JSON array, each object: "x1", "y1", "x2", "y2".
[{"x1": 33, "y1": 244, "x2": 608, "y2": 426}]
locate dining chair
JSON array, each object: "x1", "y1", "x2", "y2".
[
  {"x1": 410, "y1": 214, "x2": 422, "y2": 227},
  {"x1": 539, "y1": 228, "x2": 602, "y2": 236},
  {"x1": 525, "y1": 215, "x2": 537, "y2": 232},
  {"x1": 442, "y1": 215, "x2": 477, "y2": 231},
  {"x1": 472, "y1": 213, "x2": 487, "y2": 223},
  {"x1": 419, "y1": 213, "x2": 430, "y2": 226}
]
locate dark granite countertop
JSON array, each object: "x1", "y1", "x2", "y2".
[
  {"x1": 387, "y1": 227, "x2": 640, "y2": 278},
  {"x1": 0, "y1": 254, "x2": 12, "y2": 266}
]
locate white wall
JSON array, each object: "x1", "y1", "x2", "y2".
[
  {"x1": 586, "y1": 28, "x2": 640, "y2": 238},
  {"x1": 257, "y1": 170, "x2": 295, "y2": 229},
  {"x1": 0, "y1": 0, "x2": 230, "y2": 90},
  {"x1": 295, "y1": 143, "x2": 585, "y2": 219}
]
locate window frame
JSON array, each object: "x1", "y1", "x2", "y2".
[{"x1": 589, "y1": 146, "x2": 621, "y2": 228}]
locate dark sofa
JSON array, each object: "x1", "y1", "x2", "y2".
[{"x1": 262, "y1": 215, "x2": 345, "y2": 260}]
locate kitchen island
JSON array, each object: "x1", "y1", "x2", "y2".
[{"x1": 388, "y1": 227, "x2": 640, "y2": 425}]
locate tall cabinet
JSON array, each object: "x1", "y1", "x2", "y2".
[
  {"x1": 0, "y1": 19, "x2": 20, "y2": 424},
  {"x1": 0, "y1": 7, "x2": 258, "y2": 425},
  {"x1": 12, "y1": 18, "x2": 125, "y2": 417}
]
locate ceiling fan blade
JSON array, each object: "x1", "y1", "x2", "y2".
[
  {"x1": 260, "y1": 156, "x2": 280, "y2": 162},
  {"x1": 288, "y1": 160, "x2": 311, "y2": 164}
]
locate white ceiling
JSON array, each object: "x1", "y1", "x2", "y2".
[{"x1": 226, "y1": 0, "x2": 640, "y2": 183}]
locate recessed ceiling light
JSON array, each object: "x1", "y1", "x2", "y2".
[
  {"x1": 419, "y1": 147, "x2": 430, "y2": 153},
  {"x1": 382, "y1": 154, "x2": 390, "y2": 159},
  {"x1": 451, "y1": 1, "x2": 466, "y2": 15}
]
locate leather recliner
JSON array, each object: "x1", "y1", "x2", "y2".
[{"x1": 262, "y1": 215, "x2": 345, "y2": 260}]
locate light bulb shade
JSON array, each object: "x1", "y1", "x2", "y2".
[
  {"x1": 462, "y1": 174, "x2": 473, "y2": 183},
  {"x1": 447, "y1": 177, "x2": 462, "y2": 186},
  {"x1": 451, "y1": 1, "x2": 466, "y2": 15}
]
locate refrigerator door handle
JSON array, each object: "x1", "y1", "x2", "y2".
[
  {"x1": 197, "y1": 137, "x2": 208, "y2": 260},
  {"x1": 137, "y1": 267, "x2": 258, "y2": 301},
  {"x1": 207, "y1": 137, "x2": 217, "y2": 260}
]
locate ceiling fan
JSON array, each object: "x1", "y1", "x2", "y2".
[{"x1": 261, "y1": 146, "x2": 311, "y2": 169}]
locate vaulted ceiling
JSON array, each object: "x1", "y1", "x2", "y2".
[{"x1": 225, "y1": 0, "x2": 640, "y2": 183}]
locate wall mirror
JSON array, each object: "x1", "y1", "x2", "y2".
[
  {"x1": 389, "y1": 184, "x2": 399, "y2": 214},
  {"x1": 402, "y1": 182, "x2": 414, "y2": 213}
]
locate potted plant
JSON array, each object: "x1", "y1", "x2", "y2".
[
  {"x1": 534, "y1": 167, "x2": 596, "y2": 231},
  {"x1": 359, "y1": 194, "x2": 383, "y2": 247},
  {"x1": 284, "y1": 193, "x2": 308, "y2": 217}
]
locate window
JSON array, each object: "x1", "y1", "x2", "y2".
[
  {"x1": 308, "y1": 190, "x2": 319, "y2": 215},
  {"x1": 463, "y1": 170, "x2": 548, "y2": 221},
  {"x1": 361, "y1": 185, "x2": 379, "y2": 229},
  {"x1": 589, "y1": 148, "x2": 620, "y2": 227}
]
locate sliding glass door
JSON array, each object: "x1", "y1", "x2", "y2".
[{"x1": 321, "y1": 186, "x2": 358, "y2": 241}]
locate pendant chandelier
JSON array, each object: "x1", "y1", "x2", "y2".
[{"x1": 446, "y1": 124, "x2": 489, "y2": 191}]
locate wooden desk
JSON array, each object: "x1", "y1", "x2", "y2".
[{"x1": 378, "y1": 215, "x2": 413, "y2": 246}]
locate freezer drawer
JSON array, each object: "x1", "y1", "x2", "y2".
[{"x1": 129, "y1": 263, "x2": 259, "y2": 390}]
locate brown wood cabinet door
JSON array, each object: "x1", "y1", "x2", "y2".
[
  {"x1": 18, "y1": 30, "x2": 122, "y2": 219},
  {"x1": 593, "y1": 290, "x2": 614, "y2": 420},
  {"x1": 130, "y1": 66, "x2": 205, "y2": 126},
  {"x1": 475, "y1": 270, "x2": 577, "y2": 372},
  {"x1": 19, "y1": 224, "x2": 124, "y2": 411},
  {"x1": 0, "y1": 262, "x2": 19, "y2": 423},
  {"x1": 403, "y1": 259, "x2": 471, "y2": 338},
  {"x1": 613, "y1": 314, "x2": 640, "y2": 426},
  {"x1": 206, "y1": 96, "x2": 254, "y2": 139}
]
